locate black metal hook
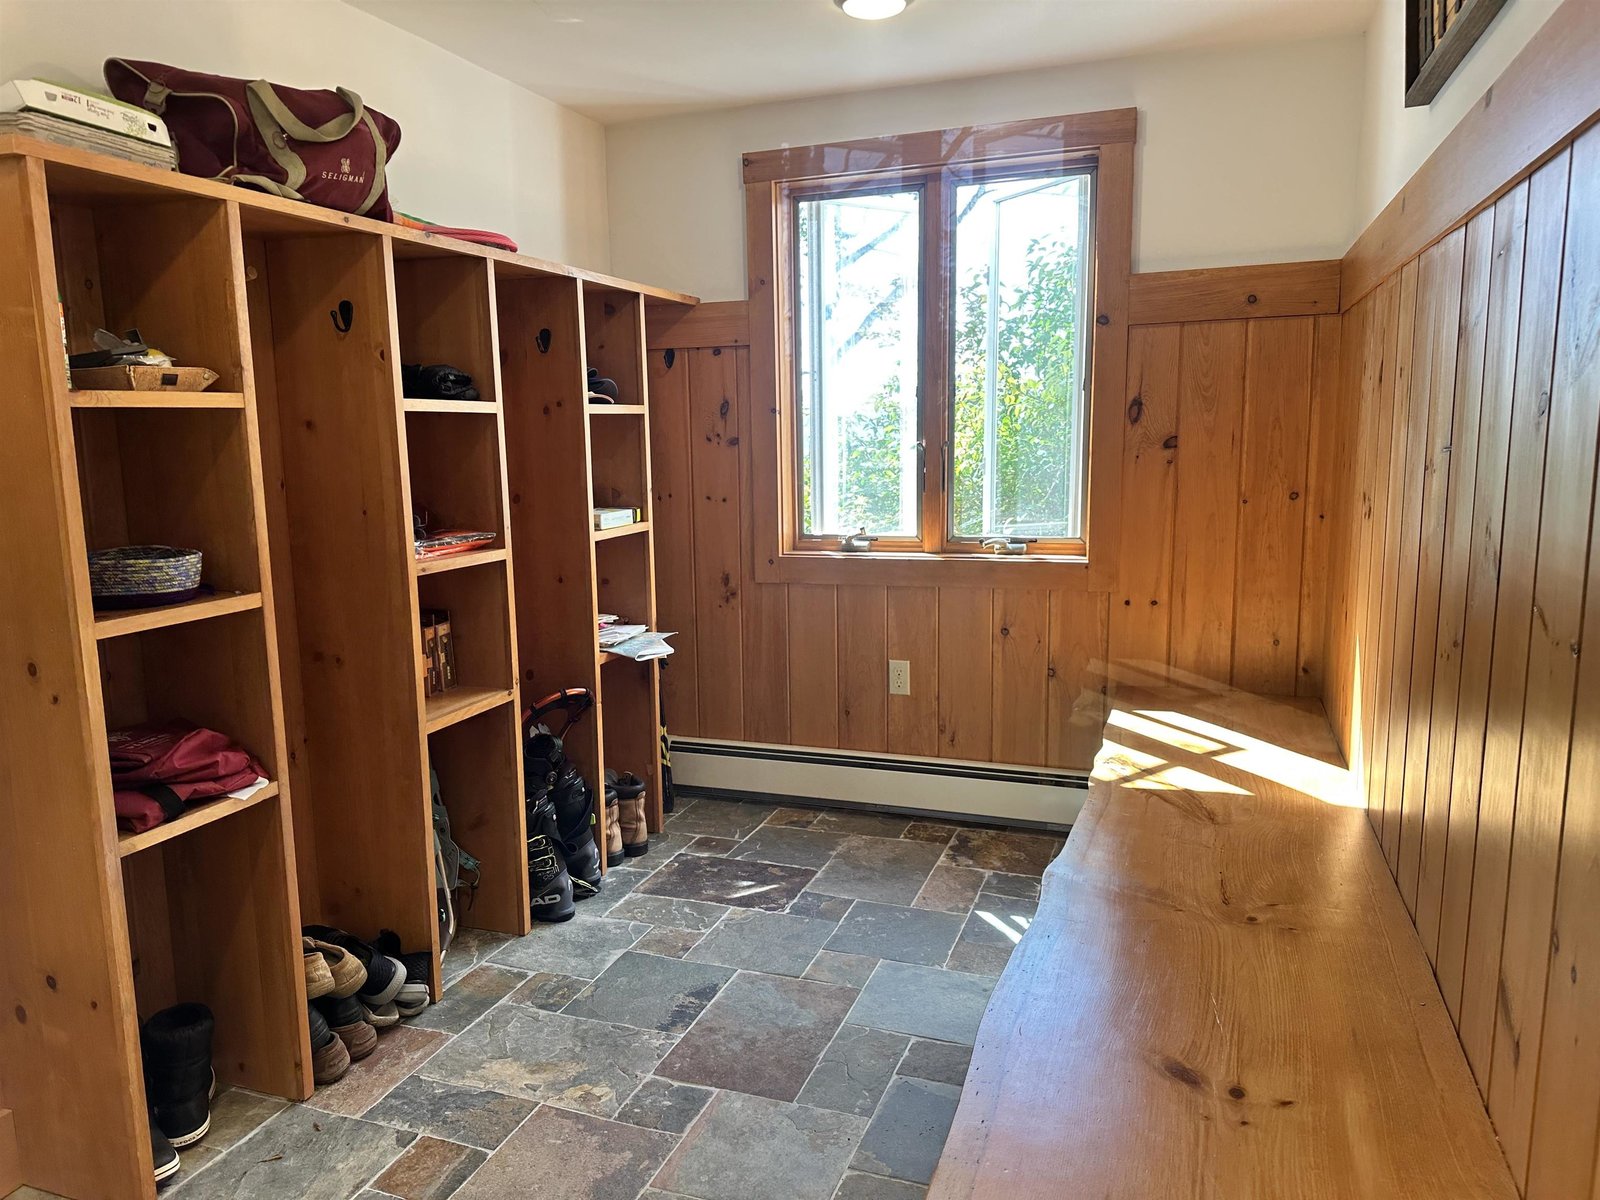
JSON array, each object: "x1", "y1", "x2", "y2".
[
  {"x1": 536, "y1": 328, "x2": 552, "y2": 354},
  {"x1": 663, "y1": 348, "x2": 676, "y2": 370},
  {"x1": 330, "y1": 299, "x2": 354, "y2": 334}
]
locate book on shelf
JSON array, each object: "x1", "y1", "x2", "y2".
[
  {"x1": 0, "y1": 110, "x2": 177, "y2": 170},
  {"x1": 593, "y1": 506, "x2": 641, "y2": 531},
  {"x1": 1, "y1": 78, "x2": 173, "y2": 146}
]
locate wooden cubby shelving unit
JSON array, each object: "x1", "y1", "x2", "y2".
[{"x1": 0, "y1": 135, "x2": 693, "y2": 1200}]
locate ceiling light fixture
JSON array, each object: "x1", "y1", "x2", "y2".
[{"x1": 836, "y1": 0, "x2": 910, "y2": 20}]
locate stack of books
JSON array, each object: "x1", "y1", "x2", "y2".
[{"x1": 0, "y1": 79, "x2": 177, "y2": 170}]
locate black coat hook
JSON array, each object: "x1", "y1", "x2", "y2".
[
  {"x1": 536, "y1": 328, "x2": 552, "y2": 354},
  {"x1": 330, "y1": 299, "x2": 354, "y2": 333},
  {"x1": 663, "y1": 348, "x2": 676, "y2": 370}
]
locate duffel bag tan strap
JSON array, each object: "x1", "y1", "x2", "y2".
[
  {"x1": 232, "y1": 174, "x2": 309, "y2": 202},
  {"x1": 353, "y1": 110, "x2": 390, "y2": 216},
  {"x1": 246, "y1": 80, "x2": 366, "y2": 142}
]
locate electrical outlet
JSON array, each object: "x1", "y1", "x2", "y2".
[{"x1": 888, "y1": 659, "x2": 911, "y2": 696}]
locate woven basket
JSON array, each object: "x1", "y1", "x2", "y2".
[{"x1": 88, "y1": 545, "x2": 203, "y2": 610}]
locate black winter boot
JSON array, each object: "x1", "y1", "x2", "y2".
[
  {"x1": 550, "y1": 765, "x2": 602, "y2": 898},
  {"x1": 140, "y1": 1003, "x2": 215, "y2": 1148},
  {"x1": 528, "y1": 794, "x2": 576, "y2": 922},
  {"x1": 148, "y1": 1105, "x2": 180, "y2": 1188}
]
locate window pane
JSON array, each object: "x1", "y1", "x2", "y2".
[
  {"x1": 951, "y1": 170, "x2": 1092, "y2": 541},
  {"x1": 796, "y1": 188, "x2": 921, "y2": 538}
]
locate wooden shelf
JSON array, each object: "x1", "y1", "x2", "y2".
[
  {"x1": 425, "y1": 685, "x2": 515, "y2": 734},
  {"x1": 593, "y1": 520, "x2": 650, "y2": 542},
  {"x1": 117, "y1": 782, "x2": 279, "y2": 858},
  {"x1": 403, "y1": 397, "x2": 499, "y2": 414},
  {"x1": 69, "y1": 389, "x2": 246, "y2": 410},
  {"x1": 93, "y1": 590, "x2": 262, "y2": 640},
  {"x1": 415, "y1": 546, "x2": 507, "y2": 576},
  {"x1": 588, "y1": 403, "x2": 646, "y2": 415}
]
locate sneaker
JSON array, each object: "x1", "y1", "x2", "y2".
[
  {"x1": 313, "y1": 995, "x2": 377, "y2": 1062},
  {"x1": 303, "y1": 937, "x2": 336, "y2": 1000},
  {"x1": 306, "y1": 936, "x2": 367, "y2": 999},
  {"x1": 363, "y1": 999, "x2": 401, "y2": 1028},
  {"x1": 308, "y1": 1003, "x2": 351, "y2": 1085},
  {"x1": 148, "y1": 1104, "x2": 180, "y2": 1188},
  {"x1": 140, "y1": 1004, "x2": 214, "y2": 1149},
  {"x1": 304, "y1": 926, "x2": 406, "y2": 1008},
  {"x1": 374, "y1": 930, "x2": 433, "y2": 1019}
]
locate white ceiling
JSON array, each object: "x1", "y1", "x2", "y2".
[{"x1": 348, "y1": 0, "x2": 1376, "y2": 124}]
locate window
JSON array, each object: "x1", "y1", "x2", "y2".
[
  {"x1": 745, "y1": 109, "x2": 1134, "y2": 584},
  {"x1": 790, "y1": 162, "x2": 1095, "y2": 554}
]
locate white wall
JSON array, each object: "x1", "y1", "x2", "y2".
[
  {"x1": 605, "y1": 35, "x2": 1366, "y2": 302},
  {"x1": 0, "y1": 0, "x2": 611, "y2": 270},
  {"x1": 1356, "y1": 0, "x2": 1563, "y2": 225}
]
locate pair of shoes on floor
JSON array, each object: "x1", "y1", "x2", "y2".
[
  {"x1": 303, "y1": 935, "x2": 367, "y2": 1000},
  {"x1": 304, "y1": 924, "x2": 408, "y2": 1026},
  {"x1": 374, "y1": 929, "x2": 434, "y2": 1019},
  {"x1": 606, "y1": 768, "x2": 650, "y2": 858},
  {"x1": 141, "y1": 1003, "x2": 216, "y2": 1189}
]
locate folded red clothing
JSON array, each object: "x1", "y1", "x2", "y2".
[
  {"x1": 394, "y1": 213, "x2": 518, "y2": 253},
  {"x1": 110, "y1": 720, "x2": 268, "y2": 833}
]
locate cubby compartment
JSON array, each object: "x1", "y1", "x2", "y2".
[
  {"x1": 427, "y1": 704, "x2": 527, "y2": 935},
  {"x1": 393, "y1": 251, "x2": 499, "y2": 404},
  {"x1": 407, "y1": 409, "x2": 508, "y2": 544},
  {"x1": 583, "y1": 284, "x2": 645, "y2": 406},
  {"x1": 594, "y1": 526, "x2": 655, "y2": 626},
  {"x1": 120, "y1": 790, "x2": 306, "y2": 1099},
  {"x1": 416, "y1": 558, "x2": 517, "y2": 732},
  {"x1": 589, "y1": 409, "x2": 651, "y2": 515},
  {"x1": 48, "y1": 183, "x2": 247, "y2": 393},
  {"x1": 74, "y1": 406, "x2": 265, "y2": 604},
  {"x1": 599, "y1": 655, "x2": 664, "y2": 830}
]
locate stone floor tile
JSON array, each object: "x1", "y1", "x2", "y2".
[
  {"x1": 729, "y1": 826, "x2": 848, "y2": 869},
  {"x1": 803, "y1": 950, "x2": 879, "y2": 988},
  {"x1": 796, "y1": 1024, "x2": 910, "y2": 1117},
  {"x1": 614, "y1": 1077, "x2": 715, "y2": 1134},
  {"x1": 896, "y1": 1039, "x2": 972, "y2": 1088},
  {"x1": 946, "y1": 892, "x2": 1038, "y2": 975},
  {"x1": 172, "y1": 1107, "x2": 413, "y2": 1200},
  {"x1": 982, "y1": 871, "x2": 1042, "y2": 899},
  {"x1": 636, "y1": 855, "x2": 816, "y2": 911},
  {"x1": 942, "y1": 828, "x2": 1061, "y2": 876},
  {"x1": 660, "y1": 798, "x2": 775, "y2": 839},
  {"x1": 911, "y1": 865, "x2": 985, "y2": 915},
  {"x1": 487, "y1": 916, "x2": 648, "y2": 979},
  {"x1": 656, "y1": 972, "x2": 857, "y2": 1102},
  {"x1": 562, "y1": 951, "x2": 735, "y2": 1033},
  {"x1": 305, "y1": 1025, "x2": 451, "y2": 1117},
  {"x1": 370, "y1": 1134, "x2": 485, "y2": 1200},
  {"x1": 633, "y1": 926, "x2": 706, "y2": 958},
  {"x1": 653, "y1": 1090, "x2": 866, "y2": 1200},
  {"x1": 846, "y1": 962, "x2": 995, "y2": 1046},
  {"x1": 164, "y1": 1088, "x2": 290, "y2": 1190},
  {"x1": 608, "y1": 893, "x2": 730, "y2": 931},
  {"x1": 811, "y1": 811, "x2": 912, "y2": 839},
  {"x1": 453, "y1": 1105, "x2": 676, "y2": 1200},
  {"x1": 686, "y1": 835, "x2": 744, "y2": 855},
  {"x1": 824, "y1": 902, "x2": 964, "y2": 968},
  {"x1": 419, "y1": 1005, "x2": 674, "y2": 1117},
  {"x1": 505, "y1": 971, "x2": 589, "y2": 1011},
  {"x1": 850, "y1": 1078, "x2": 961, "y2": 1185},
  {"x1": 361, "y1": 1076, "x2": 536, "y2": 1151},
  {"x1": 409, "y1": 964, "x2": 525, "y2": 1035},
  {"x1": 901, "y1": 823, "x2": 959, "y2": 846},
  {"x1": 572, "y1": 867, "x2": 654, "y2": 917},
  {"x1": 686, "y1": 909, "x2": 836, "y2": 977},
  {"x1": 440, "y1": 928, "x2": 511, "y2": 988},
  {"x1": 788, "y1": 891, "x2": 856, "y2": 922},
  {"x1": 833, "y1": 1172, "x2": 929, "y2": 1200},
  {"x1": 810, "y1": 838, "x2": 943, "y2": 906},
  {"x1": 765, "y1": 806, "x2": 822, "y2": 828}
]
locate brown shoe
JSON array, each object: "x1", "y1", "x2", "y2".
[
  {"x1": 308, "y1": 1004, "x2": 351, "y2": 1085},
  {"x1": 308, "y1": 938, "x2": 367, "y2": 999},
  {"x1": 604, "y1": 778, "x2": 625, "y2": 868},
  {"x1": 303, "y1": 937, "x2": 336, "y2": 1000},
  {"x1": 612, "y1": 771, "x2": 649, "y2": 857},
  {"x1": 315, "y1": 996, "x2": 377, "y2": 1062}
]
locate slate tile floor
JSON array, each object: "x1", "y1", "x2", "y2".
[{"x1": 42, "y1": 798, "x2": 1062, "y2": 1200}]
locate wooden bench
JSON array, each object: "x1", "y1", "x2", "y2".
[{"x1": 930, "y1": 685, "x2": 1517, "y2": 1200}]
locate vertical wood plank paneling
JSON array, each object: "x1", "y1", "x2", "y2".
[
  {"x1": 1396, "y1": 229, "x2": 1467, "y2": 914},
  {"x1": 1490, "y1": 138, "x2": 1595, "y2": 1188},
  {"x1": 887, "y1": 586, "x2": 940, "y2": 758},
  {"x1": 741, "y1": 582, "x2": 791, "y2": 744},
  {"x1": 1233, "y1": 317, "x2": 1314, "y2": 694},
  {"x1": 1047, "y1": 589, "x2": 1110, "y2": 771},
  {"x1": 992, "y1": 589, "x2": 1050, "y2": 766},
  {"x1": 938, "y1": 588, "x2": 994, "y2": 760},
  {"x1": 1379, "y1": 260, "x2": 1423, "y2": 867},
  {"x1": 1169, "y1": 321, "x2": 1246, "y2": 685},
  {"x1": 1109, "y1": 324, "x2": 1180, "y2": 674},
  {"x1": 686, "y1": 347, "x2": 745, "y2": 739},
  {"x1": 1414, "y1": 211, "x2": 1493, "y2": 958},
  {"x1": 1436, "y1": 182, "x2": 1530, "y2": 1019},
  {"x1": 1298, "y1": 314, "x2": 1345, "y2": 699},
  {"x1": 837, "y1": 584, "x2": 888, "y2": 752},
  {"x1": 787, "y1": 583, "x2": 840, "y2": 748},
  {"x1": 1526, "y1": 128, "x2": 1600, "y2": 1200},
  {"x1": 1459, "y1": 150, "x2": 1572, "y2": 1094},
  {"x1": 648, "y1": 345, "x2": 700, "y2": 735}
]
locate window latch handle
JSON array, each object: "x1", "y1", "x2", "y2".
[
  {"x1": 840, "y1": 529, "x2": 878, "y2": 552},
  {"x1": 982, "y1": 537, "x2": 1029, "y2": 555}
]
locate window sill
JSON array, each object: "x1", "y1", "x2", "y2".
[{"x1": 755, "y1": 547, "x2": 1115, "y2": 590}]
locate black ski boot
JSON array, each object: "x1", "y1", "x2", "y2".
[
  {"x1": 140, "y1": 1003, "x2": 215, "y2": 1149},
  {"x1": 549, "y1": 764, "x2": 602, "y2": 897},
  {"x1": 527, "y1": 794, "x2": 576, "y2": 923}
]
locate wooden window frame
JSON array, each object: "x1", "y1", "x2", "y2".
[{"x1": 744, "y1": 108, "x2": 1135, "y2": 589}]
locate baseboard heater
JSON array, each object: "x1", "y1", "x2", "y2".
[{"x1": 668, "y1": 739, "x2": 1087, "y2": 831}]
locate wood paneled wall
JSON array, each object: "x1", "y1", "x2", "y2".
[
  {"x1": 1323, "y1": 122, "x2": 1600, "y2": 1200},
  {"x1": 648, "y1": 302, "x2": 1340, "y2": 773}
]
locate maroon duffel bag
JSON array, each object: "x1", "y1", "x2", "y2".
[{"x1": 104, "y1": 58, "x2": 402, "y2": 220}]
